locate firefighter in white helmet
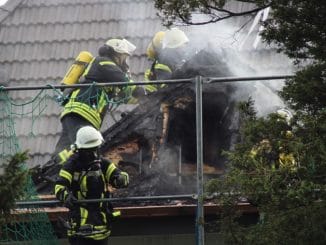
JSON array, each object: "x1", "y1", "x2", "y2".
[
  {"x1": 52, "y1": 38, "x2": 136, "y2": 167},
  {"x1": 55, "y1": 126, "x2": 129, "y2": 245},
  {"x1": 143, "y1": 27, "x2": 189, "y2": 93},
  {"x1": 276, "y1": 108, "x2": 293, "y2": 126},
  {"x1": 250, "y1": 108, "x2": 297, "y2": 171},
  {"x1": 276, "y1": 108, "x2": 297, "y2": 170}
]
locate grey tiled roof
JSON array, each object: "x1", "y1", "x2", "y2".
[
  {"x1": 0, "y1": 0, "x2": 163, "y2": 167},
  {"x1": 0, "y1": 0, "x2": 294, "y2": 168}
]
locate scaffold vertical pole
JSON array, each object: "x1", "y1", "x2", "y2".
[
  {"x1": 178, "y1": 145, "x2": 182, "y2": 184},
  {"x1": 195, "y1": 76, "x2": 205, "y2": 245}
]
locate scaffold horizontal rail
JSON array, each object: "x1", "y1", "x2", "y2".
[
  {"x1": 16, "y1": 194, "x2": 198, "y2": 207},
  {"x1": 207, "y1": 74, "x2": 294, "y2": 83},
  {"x1": 0, "y1": 75, "x2": 294, "y2": 91}
]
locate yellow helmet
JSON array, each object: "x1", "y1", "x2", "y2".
[{"x1": 146, "y1": 31, "x2": 166, "y2": 60}]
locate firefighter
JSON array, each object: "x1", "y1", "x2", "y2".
[
  {"x1": 143, "y1": 27, "x2": 189, "y2": 93},
  {"x1": 52, "y1": 38, "x2": 136, "y2": 166},
  {"x1": 130, "y1": 28, "x2": 190, "y2": 164},
  {"x1": 250, "y1": 108, "x2": 297, "y2": 171},
  {"x1": 276, "y1": 108, "x2": 297, "y2": 171},
  {"x1": 55, "y1": 126, "x2": 129, "y2": 245}
]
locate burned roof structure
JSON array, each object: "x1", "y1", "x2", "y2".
[
  {"x1": 99, "y1": 48, "x2": 258, "y2": 199},
  {"x1": 32, "y1": 47, "x2": 252, "y2": 195},
  {"x1": 103, "y1": 49, "x2": 239, "y2": 163}
]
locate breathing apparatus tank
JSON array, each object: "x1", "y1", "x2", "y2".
[{"x1": 61, "y1": 51, "x2": 93, "y2": 86}]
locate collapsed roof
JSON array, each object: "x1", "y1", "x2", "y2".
[
  {"x1": 99, "y1": 49, "x2": 257, "y2": 198},
  {"x1": 33, "y1": 47, "x2": 283, "y2": 199}
]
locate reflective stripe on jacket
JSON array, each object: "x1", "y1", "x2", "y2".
[
  {"x1": 54, "y1": 153, "x2": 121, "y2": 240},
  {"x1": 61, "y1": 89, "x2": 108, "y2": 129},
  {"x1": 144, "y1": 61, "x2": 172, "y2": 93},
  {"x1": 61, "y1": 56, "x2": 130, "y2": 128}
]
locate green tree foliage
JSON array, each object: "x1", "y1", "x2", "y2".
[
  {"x1": 154, "y1": 0, "x2": 326, "y2": 243},
  {"x1": 0, "y1": 152, "x2": 29, "y2": 225},
  {"x1": 206, "y1": 101, "x2": 326, "y2": 243},
  {"x1": 154, "y1": 0, "x2": 269, "y2": 26},
  {"x1": 280, "y1": 63, "x2": 326, "y2": 114},
  {"x1": 262, "y1": 0, "x2": 326, "y2": 62}
]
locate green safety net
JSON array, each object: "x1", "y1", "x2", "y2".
[
  {"x1": 0, "y1": 83, "x2": 132, "y2": 244},
  {"x1": 0, "y1": 88, "x2": 59, "y2": 245}
]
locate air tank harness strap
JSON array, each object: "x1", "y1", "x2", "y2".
[
  {"x1": 74, "y1": 60, "x2": 89, "y2": 66},
  {"x1": 102, "y1": 193, "x2": 121, "y2": 229}
]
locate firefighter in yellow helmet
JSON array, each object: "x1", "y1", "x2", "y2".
[
  {"x1": 52, "y1": 38, "x2": 136, "y2": 166},
  {"x1": 55, "y1": 126, "x2": 129, "y2": 245},
  {"x1": 143, "y1": 27, "x2": 189, "y2": 93}
]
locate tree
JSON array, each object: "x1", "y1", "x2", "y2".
[
  {"x1": 206, "y1": 100, "x2": 326, "y2": 243},
  {"x1": 155, "y1": 0, "x2": 326, "y2": 243},
  {"x1": 0, "y1": 152, "x2": 29, "y2": 225},
  {"x1": 154, "y1": 0, "x2": 270, "y2": 26}
]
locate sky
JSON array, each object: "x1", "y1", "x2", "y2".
[{"x1": 0, "y1": 0, "x2": 8, "y2": 6}]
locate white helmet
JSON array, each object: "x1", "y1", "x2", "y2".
[
  {"x1": 162, "y1": 27, "x2": 189, "y2": 49},
  {"x1": 75, "y1": 126, "x2": 104, "y2": 149},
  {"x1": 277, "y1": 108, "x2": 293, "y2": 125},
  {"x1": 105, "y1": 38, "x2": 136, "y2": 55}
]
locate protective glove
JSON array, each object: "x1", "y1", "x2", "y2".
[
  {"x1": 144, "y1": 69, "x2": 156, "y2": 81},
  {"x1": 113, "y1": 172, "x2": 129, "y2": 188},
  {"x1": 64, "y1": 192, "x2": 77, "y2": 209}
]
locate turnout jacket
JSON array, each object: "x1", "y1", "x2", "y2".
[
  {"x1": 144, "y1": 60, "x2": 172, "y2": 93},
  {"x1": 61, "y1": 56, "x2": 131, "y2": 129},
  {"x1": 54, "y1": 152, "x2": 124, "y2": 240}
]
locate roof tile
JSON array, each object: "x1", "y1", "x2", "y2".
[{"x1": 0, "y1": 0, "x2": 293, "y2": 168}]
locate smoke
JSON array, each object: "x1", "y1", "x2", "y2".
[
  {"x1": 138, "y1": 14, "x2": 295, "y2": 193},
  {"x1": 177, "y1": 17, "x2": 294, "y2": 117}
]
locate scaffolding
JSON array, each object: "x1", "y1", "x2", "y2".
[{"x1": 1, "y1": 75, "x2": 292, "y2": 245}]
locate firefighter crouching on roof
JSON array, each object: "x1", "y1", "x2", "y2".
[
  {"x1": 55, "y1": 126, "x2": 129, "y2": 245},
  {"x1": 129, "y1": 28, "x2": 190, "y2": 163},
  {"x1": 250, "y1": 108, "x2": 297, "y2": 171},
  {"x1": 52, "y1": 38, "x2": 136, "y2": 166},
  {"x1": 143, "y1": 27, "x2": 189, "y2": 93}
]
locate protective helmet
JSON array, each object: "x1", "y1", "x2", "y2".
[
  {"x1": 162, "y1": 27, "x2": 189, "y2": 49},
  {"x1": 146, "y1": 31, "x2": 166, "y2": 60},
  {"x1": 75, "y1": 126, "x2": 104, "y2": 149},
  {"x1": 105, "y1": 38, "x2": 136, "y2": 56},
  {"x1": 276, "y1": 108, "x2": 293, "y2": 125}
]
